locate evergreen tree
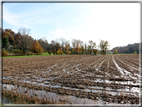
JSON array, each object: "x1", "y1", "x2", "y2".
[{"x1": 2, "y1": 36, "x2": 9, "y2": 49}]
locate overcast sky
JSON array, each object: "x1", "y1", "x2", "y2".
[{"x1": 3, "y1": 3, "x2": 140, "y2": 49}]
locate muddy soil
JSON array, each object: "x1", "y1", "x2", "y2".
[{"x1": 2, "y1": 55, "x2": 140, "y2": 104}]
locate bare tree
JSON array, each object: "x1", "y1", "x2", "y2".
[
  {"x1": 80, "y1": 41, "x2": 84, "y2": 54},
  {"x1": 71, "y1": 39, "x2": 82, "y2": 54},
  {"x1": 72, "y1": 39, "x2": 76, "y2": 54},
  {"x1": 51, "y1": 40, "x2": 56, "y2": 51},
  {"x1": 99, "y1": 40, "x2": 109, "y2": 55},
  {"x1": 76, "y1": 40, "x2": 81, "y2": 54},
  {"x1": 60, "y1": 38, "x2": 66, "y2": 52},
  {"x1": 88, "y1": 40, "x2": 96, "y2": 55},
  {"x1": 65, "y1": 40, "x2": 70, "y2": 52},
  {"x1": 84, "y1": 42, "x2": 87, "y2": 54},
  {"x1": 18, "y1": 27, "x2": 33, "y2": 55},
  {"x1": 38, "y1": 37, "x2": 48, "y2": 52},
  {"x1": 87, "y1": 45, "x2": 92, "y2": 55}
]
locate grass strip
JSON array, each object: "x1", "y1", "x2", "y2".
[{"x1": 2, "y1": 52, "x2": 66, "y2": 58}]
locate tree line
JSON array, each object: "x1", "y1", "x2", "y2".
[
  {"x1": 2, "y1": 28, "x2": 110, "y2": 56},
  {"x1": 111, "y1": 43, "x2": 139, "y2": 54}
]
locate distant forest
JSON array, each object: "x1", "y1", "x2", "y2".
[
  {"x1": 2, "y1": 28, "x2": 141, "y2": 56},
  {"x1": 111, "y1": 43, "x2": 140, "y2": 54},
  {"x1": 2, "y1": 28, "x2": 109, "y2": 56}
]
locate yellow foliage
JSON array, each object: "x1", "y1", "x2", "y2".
[
  {"x1": 65, "y1": 50, "x2": 71, "y2": 54},
  {"x1": 93, "y1": 49, "x2": 98, "y2": 55},
  {"x1": 2, "y1": 50, "x2": 8, "y2": 56},
  {"x1": 58, "y1": 48, "x2": 61, "y2": 51},
  {"x1": 32, "y1": 41, "x2": 43, "y2": 54},
  {"x1": 57, "y1": 51, "x2": 64, "y2": 55},
  {"x1": 73, "y1": 48, "x2": 82, "y2": 53}
]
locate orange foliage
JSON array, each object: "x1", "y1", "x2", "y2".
[
  {"x1": 73, "y1": 47, "x2": 82, "y2": 53},
  {"x1": 65, "y1": 45, "x2": 69, "y2": 51},
  {"x1": 2, "y1": 50, "x2": 8, "y2": 56},
  {"x1": 32, "y1": 41, "x2": 43, "y2": 54},
  {"x1": 58, "y1": 48, "x2": 61, "y2": 51}
]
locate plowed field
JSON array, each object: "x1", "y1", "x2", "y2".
[{"x1": 2, "y1": 55, "x2": 140, "y2": 105}]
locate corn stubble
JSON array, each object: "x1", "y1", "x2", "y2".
[{"x1": 2, "y1": 55, "x2": 140, "y2": 104}]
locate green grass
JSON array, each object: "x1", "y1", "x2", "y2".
[
  {"x1": 108, "y1": 53, "x2": 138, "y2": 55},
  {"x1": 3, "y1": 52, "x2": 138, "y2": 58},
  {"x1": 2, "y1": 52, "x2": 66, "y2": 58}
]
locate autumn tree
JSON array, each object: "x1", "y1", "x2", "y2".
[
  {"x1": 3, "y1": 29, "x2": 15, "y2": 47},
  {"x1": 71, "y1": 39, "x2": 83, "y2": 54},
  {"x1": 99, "y1": 40, "x2": 109, "y2": 55},
  {"x1": 56, "y1": 43, "x2": 61, "y2": 51},
  {"x1": 87, "y1": 45, "x2": 92, "y2": 55},
  {"x1": 38, "y1": 39, "x2": 45, "y2": 51},
  {"x1": 93, "y1": 49, "x2": 98, "y2": 55},
  {"x1": 2, "y1": 30, "x2": 10, "y2": 39},
  {"x1": 65, "y1": 41, "x2": 69, "y2": 51},
  {"x1": 80, "y1": 41, "x2": 84, "y2": 54},
  {"x1": 32, "y1": 40, "x2": 43, "y2": 54},
  {"x1": 38, "y1": 38, "x2": 48, "y2": 52},
  {"x1": 88, "y1": 40, "x2": 96, "y2": 55},
  {"x1": 72, "y1": 39, "x2": 76, "y2": 54},
  {"x1": 75, "y1": 40, "x2": 81, "y2": 54},
  {"x1": 14, "y1": 32, "x2": 21, "y2": 47},
  {"x1": 64, "y1": 40, "x2": 71, "y2": 54},
  {"x1": 81, "y1": 46, "x2": 85, "y2": 54}
]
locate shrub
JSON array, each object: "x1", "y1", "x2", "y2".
[
  {"x1": 2, "y1": 50, "x2": 8, "y2": 56},
  {"x1": 37, "y1": 52, "x2": 43, "y2": 55},
  {"x1": 65, "y1": 51, "x2": 71, "y2": 55},
  {"x1": 48, "y1": 52, "x2": 51, "y2": 55},
  {"x1": 13, "y1": 50, "x2": 24, "y2": 56},
  {"x1": 52, "y1": 49, "x2": 57, "y2": 55},
  {"x1": 7, "y1": 49, "x2": 18, "y2": 53},
  {"x1": 57, "y1": 51, "x2": 64, "y2": 55},
  {"x1": 26, "y1": 51, "x2": 34, "y2": 55},
  {"x1": 134, "y1": 51, "x2": 137, "y2": 54}
]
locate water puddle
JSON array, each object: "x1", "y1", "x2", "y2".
[
  {"x1": 115, "y1": 76, "x2": 120, "y2": 78},
  {"x1": 96, "y1": 75, "x2": 103, "y2": 77},
  {"x1": 134, "y1": 73, "x2": 139, "y2": 77},
  {"x1": 20, "y1": 80, "x2": 31, "y2": 84},
  {"x1": 44, "y1": 81, "x2": 51, "y2": 83},
  {"x1": 42, "y1": 71, "x2": 49, "y2": 73},
  {"x1": 94, "y1": 78, "x2": 139, "y2": 86},
  {"x1": 2, "y1": 84, "x2": 106, "y2": 104},
  {"x1": 2, "y1": 97, "x2": 14, "y2": 104},
  {"x1": 112, "y1": 56, "x2": 125, "y2": 75},
  {"x1": 51, "y1": 64, "x2": 57, "y2": 68},
  {"x1": 3, "y1": 84, "x2": 15, "y2": 90},
  {"x1": 14, "y1": 77, "x2": 19, "y2": 79},
  {"x1": 32, "y1": 76, "x2": 39, "y2": 79},
  {"x1": 112, "y1": 56, "x2": 138, "y2": 80},
  {"x1": 89, "y1": 86, "x2": 104, "y2": 89},
  {"x1": 63, "y1": 69, "x2": 66, "y2": 72},
  {"x1": 3, "y1": 76, "x2": 13, "y2": 79},
  {"x1": 36, "y1": 78, "x2": 47, "y2": 82},
  {"x1": 129, "y1": 75, "x2": 137, "y2": 80}
]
